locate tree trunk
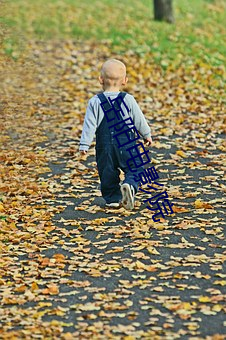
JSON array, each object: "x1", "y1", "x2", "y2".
[{"x1": 153, "y1": 0, "x2": 174, "y2": 23}]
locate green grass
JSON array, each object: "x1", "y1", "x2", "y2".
[{"x1": 1, "y1": 0, "x2": 225, "y2": 65}]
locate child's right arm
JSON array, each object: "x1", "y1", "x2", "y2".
[{"x1": 79, "y1": 99, "x2": 97, "y2": 152}]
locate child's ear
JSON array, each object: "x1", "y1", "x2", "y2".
[
  {"x1": 122, "y1": 76, "x2": 128, "y2": 85},
  {"x1": 99, "y1": 76, "x2": 104, "y2": 84}
]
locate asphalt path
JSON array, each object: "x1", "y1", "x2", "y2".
[{"x1": 34, "y1": 125, "x2": 225, "y2": 339}]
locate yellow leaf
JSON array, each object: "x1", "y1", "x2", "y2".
[
  {"x1": 9, "y1": 222, "x2": 16, "y2": 228},
  {"x1": 106, "y1": 247, "x2": 124, "y2": 254},
  {"x1": 198, "y1": 296, "x2": 211, "y2": 303},
  {"x1": 135, "y1": 260, "x2": 157, "y2": 272},
  {"x1": 62, "y1": 333, "x2": 74, "y2": 340},
  {"x1": 214, "y1": 280, "x2": 226, "y2": 286},
  {"x1": 187, "y1": 323, "x2": 199, "y2": 331},
  {"x1": 154, "y1": 224, "x2": 166, "y2": 230},
  {"x1": 151, "y1": 157, "x2": 160, "y2": 164},
  {"x1": 92, "y1": 218, "x2": 108, "y2": 225},
  {"x1": 212, "y1": 304, "x2": 223, "y2": 312},
  {"x1": 147, "y1": 246, "x2": 160, "y2": 255},
  {"x1": 33, "y1": 310, "x2": 51, "y2": 319},
  {"x1": 153, "y1": 286, "x2": 164, "y2": 292},
  {"x1": 70, "y1": 236, "x2": 84, "y2": 243},
  {"x1": 37, "y1": 302, "x2": 52, "y2": 308},
  {"x1": 176, "y1": 150, "x2": 187, "y2": 158},
  {"x1": 135, "y1": 260, "x2": 147, "y2": 269},
  {"x1": 183, "y1": 302, "x2": 193, "y2": 310}
]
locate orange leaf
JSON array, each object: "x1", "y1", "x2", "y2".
[
  {"x1": 48, "y1": 284, "x2": 59, "y2": 295},
  {"x1": 40, "y1": 258, "x2": 50, "y2": 267},
  {"x1": 14, "y1": 285, "x2": 27, "y2": 293},
  {"x1": 31, "y1": 282, "x2": 39, "y2": 292},
  {"x1": 53, "y1": 253, "x2": 66, "y2": 262},
  {"x1": 173, "y1": 206, "x2": 189, "y2": 213},
  {"x1": 194, "y1": 199, "x2": 213, "y2": 209}
]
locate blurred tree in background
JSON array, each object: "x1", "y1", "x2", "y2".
[{"x1": 153, "y1": 0, "x2": 174, "y2": 23}]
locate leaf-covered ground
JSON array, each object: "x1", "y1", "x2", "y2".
[{"x1": 0, "y1": 38, "x2": 225, "y2": 339}]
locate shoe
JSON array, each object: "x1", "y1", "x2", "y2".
[
  {"x1": 105, "y1": 202, "x2": 121, "y2": 208},
  {"x1": 120, "y1": 183, "x2": 135, "y2": 210}
]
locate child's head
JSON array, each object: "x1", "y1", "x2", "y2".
[{"x1": 99, "y1": 59, "x2": 128, "y2": 91}]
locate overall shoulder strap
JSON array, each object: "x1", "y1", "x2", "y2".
[
  {"x1": 97, "y1": 92, "x2": 127, "y2": 108},
  {"x1": 97, "y1": 92, "x2": 109, "y2": 106},
  {"x1": 119, "y1": 92, "x2": 127, "y2": 100}
]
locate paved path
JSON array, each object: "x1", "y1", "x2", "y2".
[{"x1": 0, "y1": 41, "x2": 225, "y2": 339}]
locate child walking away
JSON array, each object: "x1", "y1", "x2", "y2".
[{"x1": 79, "y1": 59, "x2": 152, "y2": 210}]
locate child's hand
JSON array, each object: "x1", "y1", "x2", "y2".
[
  {"x1": 80, "y1": 150, "x2": 87, "y2": 155},
  {"x1": 144, "y1": 137, "x2": 152, "y2": 146}
]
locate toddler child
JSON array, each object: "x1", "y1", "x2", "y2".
[{"x1": 79, "y1": 59, "x2": 152, "y2": 209}]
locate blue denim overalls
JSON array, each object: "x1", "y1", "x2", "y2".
[{"x1": 96, "y1": 92, "x2": 143, "y2": 204}]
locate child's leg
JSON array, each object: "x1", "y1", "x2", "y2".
[
  {"x1": 115, "y1": 147, "x2": 143, "y2": 209},
  {"x1": 117, "y1": 147, "x2": 142, "y2": 194},
  {"x1": 96, "y1": 146, "x2": 122, "y2": 204}
]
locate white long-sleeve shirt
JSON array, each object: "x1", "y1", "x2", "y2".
[{"x1": 79, "y1": 91, "x2": 151, "y2": 151}]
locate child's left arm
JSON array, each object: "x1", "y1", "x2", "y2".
[
  {"x1": 144, "y1": 136, "x2": 152, "y2": 146},
  {"x1": 129, "y1": 95, "x2": 152, "y2": 142}
]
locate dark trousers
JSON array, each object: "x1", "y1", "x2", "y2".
[{"x1": 96, "y1": 144, "x2": 142, "y2": 204}]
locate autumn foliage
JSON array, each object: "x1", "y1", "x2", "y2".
[{"x1": 0, "y1": 0, "x2": 225, "y2": 338}]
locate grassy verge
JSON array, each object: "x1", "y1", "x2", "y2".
[{"x1": 1, "y1": 0, "x2": 225, "y2": 66}]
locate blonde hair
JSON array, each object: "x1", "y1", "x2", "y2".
[{"x1": 100, "y1": 59, "x2": 126, "y2": 86}]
